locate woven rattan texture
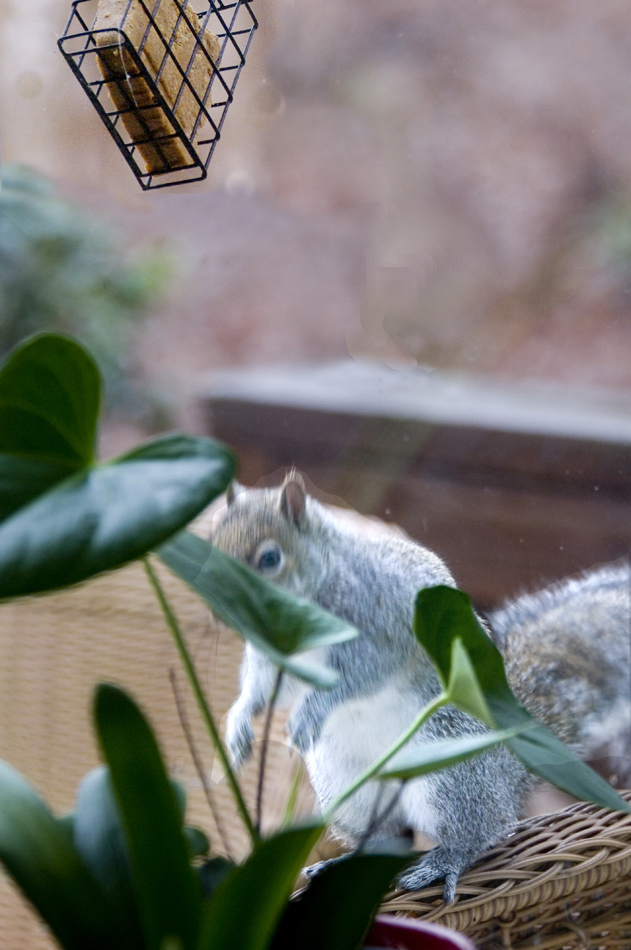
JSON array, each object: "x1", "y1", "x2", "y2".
[{"x1": 382, "y1": 791, "x2": 631, "y2": 949}]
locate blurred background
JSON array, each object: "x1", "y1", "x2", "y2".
[
  {"x1": 3, "y1": 0, "x2": 631, "y2": 423},
  {"x1": 3, "y1": 0, "x2": 630, "y2": 596},
  {"x1": 0, "y1": 4, "x2": 630, "y2": 942},
  {"x1": 2, "y1": 0, "x2": 631, "y2": 593}
]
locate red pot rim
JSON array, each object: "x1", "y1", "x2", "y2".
[{"x1": 365, "y1": 914, "x2": 476, "y2": 950}]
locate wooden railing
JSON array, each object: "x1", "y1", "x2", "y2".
[{"x1": 203, "y1": 359, "x2": 631, "y2": 608}]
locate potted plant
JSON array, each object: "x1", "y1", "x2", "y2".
[{"x1": 0, "y1": 333, "x2": 626, "y2": 950}]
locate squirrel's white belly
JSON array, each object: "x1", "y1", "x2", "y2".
[{"x1": 304, "y1": 679, "x2": 439, "y2": 843}]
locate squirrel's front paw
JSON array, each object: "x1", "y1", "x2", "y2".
[
  {"x1": 225, "y1": 708, "x2": 255, "y2": 770},
  {"x1": 397, "y1": 848, "x2": 466, "y2": 903},
  {"x1": 301, "y1": 856, "x2": 346, "y2": 881},
  {"x1": 289, "y1": 701, "x2": 326, "y2": 753},
  {"x1": 302, "y1": 860, "x2": 328, "y2": 880}
]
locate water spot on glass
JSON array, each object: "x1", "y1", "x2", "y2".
[
  {"x1": 16, "y1": 71, "x2": 43, "y2": 99},
  {"x1": 225, "y1": 169, "x2": 255, "y2": 197},
  {"x1": 252, "y1": 78, "x2": 284, "y2": 116}
]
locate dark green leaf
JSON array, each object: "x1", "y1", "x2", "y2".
[
  {"x1": 74, "y1": 766, "x2": 144, "y2": 949},
  {"x1": 172, "y1": 778, "x2": 187, "y2": 817},
  {"x1": 197, "y1": 823, "x2": 323, "y2": 950},
  {"x1": 158, "y1": 532, "x2": 357, "y2": 688},
  {"x1": 378, "y1": 727, "x2": 526, "y2": 780},
  {"x1": 56, "y1": 811, "x2": 76, "y2": 845},
  {"x1": 271, "y1": 852, "x2": 410, "y2": 950},
  {"x1": 507, "y1": 728, "x2": 631, "y2": 810},
  {"x1": 0, "y1": 434, "x2": 235, "y2": 600},
  {"x1": 0, "y1": 333, "x2": 100, "y2": 470},
  {"x1": 185, "y1": 826, "x2": 210, "y2": 859},
  {"x1": 447, "y1": 637, "x2": 494, "y2": 728},
  {"x1": 170, "y1": 784, "x2": 211, "y2": 857},
  {"x1": 0, "y1": 760, "x2": 124, "y2": 950},
  {"x1": 0, "y1": 455, "x2": 75, "y2": 523},
  {"x1": 95, "y1": 684, "x2": 202, "y2": 950},
  {"x1": 197, "y1": 856, "x2": 235, "y2": 898},
  {"x1": 0, "y1": 334, "x2": 101, "y2": 520},
  {"x1": 414, "y1": 586, "x2": 631, "y2": 813}
]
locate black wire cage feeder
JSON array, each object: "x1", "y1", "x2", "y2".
[{"x1": 58, "y1": 0, "x2": 257, "y2": 189}]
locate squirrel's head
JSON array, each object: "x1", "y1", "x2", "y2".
[{"x1": 210, "y1": 471, "x2": 327, "y2": 597}]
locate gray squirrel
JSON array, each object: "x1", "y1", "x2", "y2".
[{"x1": 211, "y1": 472, "x2": 631, "y2": 901}]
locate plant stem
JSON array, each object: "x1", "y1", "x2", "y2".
[
  {"x1": 355, "y1": 782, "x2": 387, "y2": 851},
  {"x1": 322, "y1": 692, "x2": 448, "y2": 823},
  {"x1": 281, "y1": 756, "x2": 305, "y2": 829},
  {"x1": 357, "y1": 781, "x2": 407, "y2": 851},
  {"x1": 169, "y1": 667, "x2": 236, "y2": 861},
  {"x1": 255, "y1": 669, "x2": 283, "y2": 834},
  {"x1": 143, "y1": 556, "x2": 259, "y2": 846}
]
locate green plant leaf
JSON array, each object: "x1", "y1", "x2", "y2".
[
  {"x1": 74, "y1": 766, "x2": 144, "y2": 949},
  {"x1": 158, "y1": 531, "x2": 357, "y2": 688},
  {"x1": 95, "y1": 684, "x2": 202, "y2": 950},
  {"x1": 447, "y1": 637, "x2": 494, "y2": 728},
  {"x1": 56, "y1": 811, "x2": 76, "y2": 845},
  {"x1": 414, "y1": 585, "x2": 631, "y2": 813},
  {"x1": 378, "y1": 727, "x2": 527, "y2": 780},
  {"x1": 0, "y1": 434, "x2": 235, "y2": 600},
  {"x1": 0, "y1": 334, "x2": 234, "y2": 599},
  {"x1": 271, "y1": 852, "x2": 411, "y2": 950},
  {"x1": 0, "y1": 333, "x2": 100, "y2": 470},
  {"x1": 0, "y1": 456, "x2": 79, "y2": 524},
  {"x1": 185, "y1": 826, "x2": 210, "y2": 859},
  {"x1": 197, "y1": 856, "x2": 235, "y2": 898},
  {"x1": 0, "y1": 760, "x2": 125, "y2": 950},
  {"x1": 197, "y1": 823, "x2": 324, "y2": 950},
  {"x1": 0, "y1": 334, "x2": 100, "y2": 520}
]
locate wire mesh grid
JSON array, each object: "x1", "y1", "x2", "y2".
[{"x1": 58, "y1": 0, "x2": 257, "y2": 189}]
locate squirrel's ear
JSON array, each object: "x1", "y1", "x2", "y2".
[{"x1": 280, "y1": 471, "x2": 307, "y2": 527}]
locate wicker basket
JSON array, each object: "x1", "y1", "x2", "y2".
[
  {"x1": 0, "y1": 524, "x2": 628, "y2": 949},
  {"x1": 382, "y1": 794, "x2": 631, "y2": 949}
]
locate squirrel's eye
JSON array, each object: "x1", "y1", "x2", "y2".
[{"x1": 254, "y1": 540, "x2": 284, "y2": 575}]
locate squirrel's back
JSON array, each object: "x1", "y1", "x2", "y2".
[{"x1": 489, "y1": 563, "x2": 631, "y2": 776}]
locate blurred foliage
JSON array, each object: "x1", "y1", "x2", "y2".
[
  {"x1": 0, "y1": 163, "x2": 170, "y2": 423},
  {"x1": 591, "y1": 198, "x2": 631, "y2": 292}
]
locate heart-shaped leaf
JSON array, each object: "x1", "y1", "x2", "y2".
[
  {"x1": 0, "y1": 332, "x2": 99, "y2": 471},
  {"x1": 414, "y1": 586, "x2": 631, "y2": 814},
  {"x1": 0, "y1": 333, "x2": 100, "y2": 520},
  {"x1": 0, "y1": 335, "x2": 235, "y2": 600},
  {"x1": 158, "y1": 531, "x2": 357, "y2": 688},
  {"x1": 95, "y1": 684, "x2": 202, "y2": 950},
  {"x1": 0, "y1": 436, "x2": 235, "y2": 599}
]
